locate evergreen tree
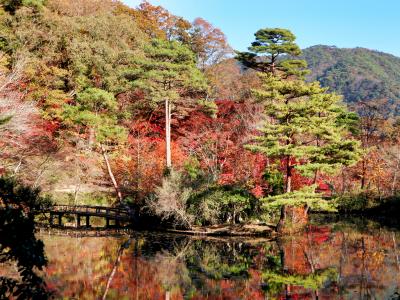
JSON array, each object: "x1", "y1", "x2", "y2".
[
  {"x1": 62, "y1": 88, "x2": 126, "y2": 202},
  {"x1": 238, "y1": 27, "x2": 361, "y2": 196},
  {"x1": 126, "y1": 38, "x2": 208, "y2": 168},
  {"x1": 235, "y1": 28, "x2": 308, "y2": 78},
  {"x1": 238, "y1": 28, "x2": 361, "y2": 229},
  {"x1": 248, "y1": 73, "x2": 361, "y2": 193}
]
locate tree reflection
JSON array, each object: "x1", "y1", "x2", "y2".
[
  {"x1": 24, "y1": 216, "x2": 400, "y2": 299},
  {"x1": 0, "y1": 176, "x2": 52, "y2": 299}
]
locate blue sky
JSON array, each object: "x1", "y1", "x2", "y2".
[{"x1": 123, "y1": 0, "x2": 400, "y2": 57}]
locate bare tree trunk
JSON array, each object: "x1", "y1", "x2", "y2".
[
  {"x1": 100, "y1": 144, "x2": 123, "y2": 203},
  {"x1": 165, "y1": 99, "x2": 172, "y2": 169},
  {"x1": 88, "y1": 127, "x2": 95, "y2": 149},
  {"x1": 286, "y1": 155, "x2": 292, "y2": 193},
  {"x1": 392, "y1": 160, "x2": 399, "y2": 196},
  {"x1": 361, "y1": 159, "x2": 366, "y2": 190},
  {"x1": 393, "y1": 232, "x2": 400, "y2": 272},
  {"x1": 74, "y1": 179, "x2": 81, "y2": 205},
  {"x1": 102, "y1": 240, "x2": 130, "y2": 300},
  {"x1": 13, "y1": 160, "x2": 22, "y2": 175}
]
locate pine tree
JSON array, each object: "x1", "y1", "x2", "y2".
[
  {"x1": 126, "y1": 38, "x2": 208, "y2": 169},
  {"x1": 235, "y1": 28, "x2": 308, "y2": 78},
  {"x1": 63, "y1": 88, "x2": 126, "y2": 202},
  {"x1": 239, "y1": 28, "x2": 361, "y2": 229},
  {"x1": 248, "y1": 74, "x2": 361, "y2": 194}
]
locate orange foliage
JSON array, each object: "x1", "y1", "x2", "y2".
[{"x1": 113, "y1": 119, "x2": 187, "y2": 199}]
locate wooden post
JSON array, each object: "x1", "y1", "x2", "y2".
[
  {"x1": 115, "y1": 219, "x2": 120, "y2": 228},
  {"x1": 58, "y1": 213, "x2": 63, "y2": 227},
  {"x1": 76, "y1": 215, "x2": 81, "y2": 228},
  {"x1": 86, "y1": 215, "x2": 90, "y2": 227},
  {"x1": 50, "y1": 212, "x2": 54, "y2": 226},
  {"x1": 106, "y1": 218, "x2": 110, "y2": 228}
]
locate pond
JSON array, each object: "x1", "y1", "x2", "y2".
[{"x1": 2, "y1": 216, "x2": 400, "y2": 299}]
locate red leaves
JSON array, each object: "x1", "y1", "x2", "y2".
[
  {"x1": 177, "y1": 100, "x2": 266, "y2": 192},
  {"x1": 112, "y1": 118, "x2": 187, "y2": 198}
]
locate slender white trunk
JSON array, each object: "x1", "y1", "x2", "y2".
[
  {"x1": 13, "y1": 160, "x2": 22, "y2": 174},
  {"x1": 100, "y1": 144, "x2": 123, "y2": 203},
  {"x1": 165, "y1": 99, "x2": 172, "y2": 169}
]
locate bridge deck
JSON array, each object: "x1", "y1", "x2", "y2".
[
  {"x1": 44, "y1": 205, "x2": 130, "y2": 219},
  {"x1": 39, "y1": 205, "x2": 132, "y2": 227}
]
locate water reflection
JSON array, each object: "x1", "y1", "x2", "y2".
[
  {"x1": 2, "y1": 217, "x2": 400, "y2": 299},
  {"x1": 0, "y1": 208, "x2": 50, "y2": 299}
]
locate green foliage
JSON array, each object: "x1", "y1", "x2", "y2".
[
  {"x1": 197, "y1": 99, "x2": 218, "y2": 118},
  {"x1": 183, "y1": 156, "x2": 202, "y2": 180},
  {"x1": 0, "y1": 115, "x2": 12, "y2": 126},
  {"x1": 126, "y1": 38, "x2": 208, "y2": 106},
  {"x1": 263, "y1": 268, "x2": 337, "y2": 293},
  {"x1": 333, "y1": 193, "x2": 371, "y2": 212},
  {"x1": 261, "y1": 186, "x2": 337, "y2": 212},
  {"x1": 263, "y1": 168, "x2": 284, "y2": 195},
  {"x1": 1, "y1": 0, "x2": 45, "y2": 14},
  {"x1": 190, "y1": 243, "x2": 251, "y2": 280},
  {"x1": 62, "y1": 88, "x2": 127, "y2": 143},
  {"x1": 0, "y1": 2, "x2": 147, "y2": 109},
  {"x1": 249, "y1": 28, "x2": 301, "y2": 57},
  {"x1": 236, "y1": 28, "x2": 309, "y2": 78},
  {"x1": 248, "y1": 73, "x2": 361, "y2": 179},
  {"x1": 303, "y1": 45, "x2": 400, "y2": 107},
  {"x1": 0, "y1": 175, "x2": 52, "y2": 210},
  {"x1": 187, "y1": 187, "x2": 257, "y2": 225},
  {"x1": 76, "y1": 88, "x2": 117, "y2": 112}
]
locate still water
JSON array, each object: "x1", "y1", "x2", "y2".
[{"x1": 4, "y1": 216, "x2": 400, "y2": 299}]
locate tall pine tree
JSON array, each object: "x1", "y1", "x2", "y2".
[
  {"x1": 248, "y1": 74, "x2": 361, "y2": 193},
  {"x1": 240, "y1": 28, "x2": 361, "y2": 228},
  {"x1": 126, "y1": 39, "x2": 208, "y2": 169}
]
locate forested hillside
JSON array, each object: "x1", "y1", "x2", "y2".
[
  {"x1": 0, "y1": 0, "x2": 261, "y2": 211},
  {"x1": 303, "y1": 45, "x2": 400, "y2": 106},
  {"x1": 3, "y1": 2, "x2": 400, "y2": 298},
  {"x1": 1, "y1": 0, "x2": 399, "y2": 230}
]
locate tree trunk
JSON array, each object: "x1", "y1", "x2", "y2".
[
  {"x1": 102, "y1": 240, "x2": 130, "y2": 300},
  {"x1": 165, "y1": 99, "x2": 172, "y2": 169},
  {"x1": 361, "y1": 159, "x2": 366, "y2": 190},
  {"x1": 392, "y1": 160, "x2": 399, "y2": 196},
  {"x1": 313, "y1": 169, "x2": 319, "y2": 185},
  {"x1": 88, "y1": 127, "x2": 95, "y2": 149},
  {"x1": 100, "y1": 144, "x2": 123, "y2": 203},
  {"x1": 277, "y1": 204, "x2": 309, "y2": 233},
  {"x1": 286, "y1": 156, "x2": 292, "y2": 193}
]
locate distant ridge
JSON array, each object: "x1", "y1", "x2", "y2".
[{"x1": 302, "y1": 45, "x2": 400, "y2": 105}]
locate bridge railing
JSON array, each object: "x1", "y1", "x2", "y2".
[{"x1": 43, "y1": 205, "x2": 130, "y2": 218}]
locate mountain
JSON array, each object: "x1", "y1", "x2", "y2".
[{"x1": 302, "y1": 45, "x2": 400, "y2": 105}]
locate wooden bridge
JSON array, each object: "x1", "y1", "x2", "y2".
[{"x1": 40, "y1": 205, "x2": 131, "y2": 228}]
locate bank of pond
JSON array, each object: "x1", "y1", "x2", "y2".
[{"x1": 2, "y1": 214, "x2": 400, "y2": 299}]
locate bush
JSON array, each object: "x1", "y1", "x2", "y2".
[
  {"x1": 334, "y1": 193, "x2": 371, "y2": 212},
  {"x1": 145, "y1": 170, "x2": 194, "y2": 228},
  {"x1": 187, "y1": 187, "x2": 257, "y2": 225}
]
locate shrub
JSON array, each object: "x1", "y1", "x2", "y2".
[
  {"x1": 146, "y1": 170, "x2": 194, "y2": 228},
  {"x1": 187, "y1": 187, "x2": 257, "y2": 225}
]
